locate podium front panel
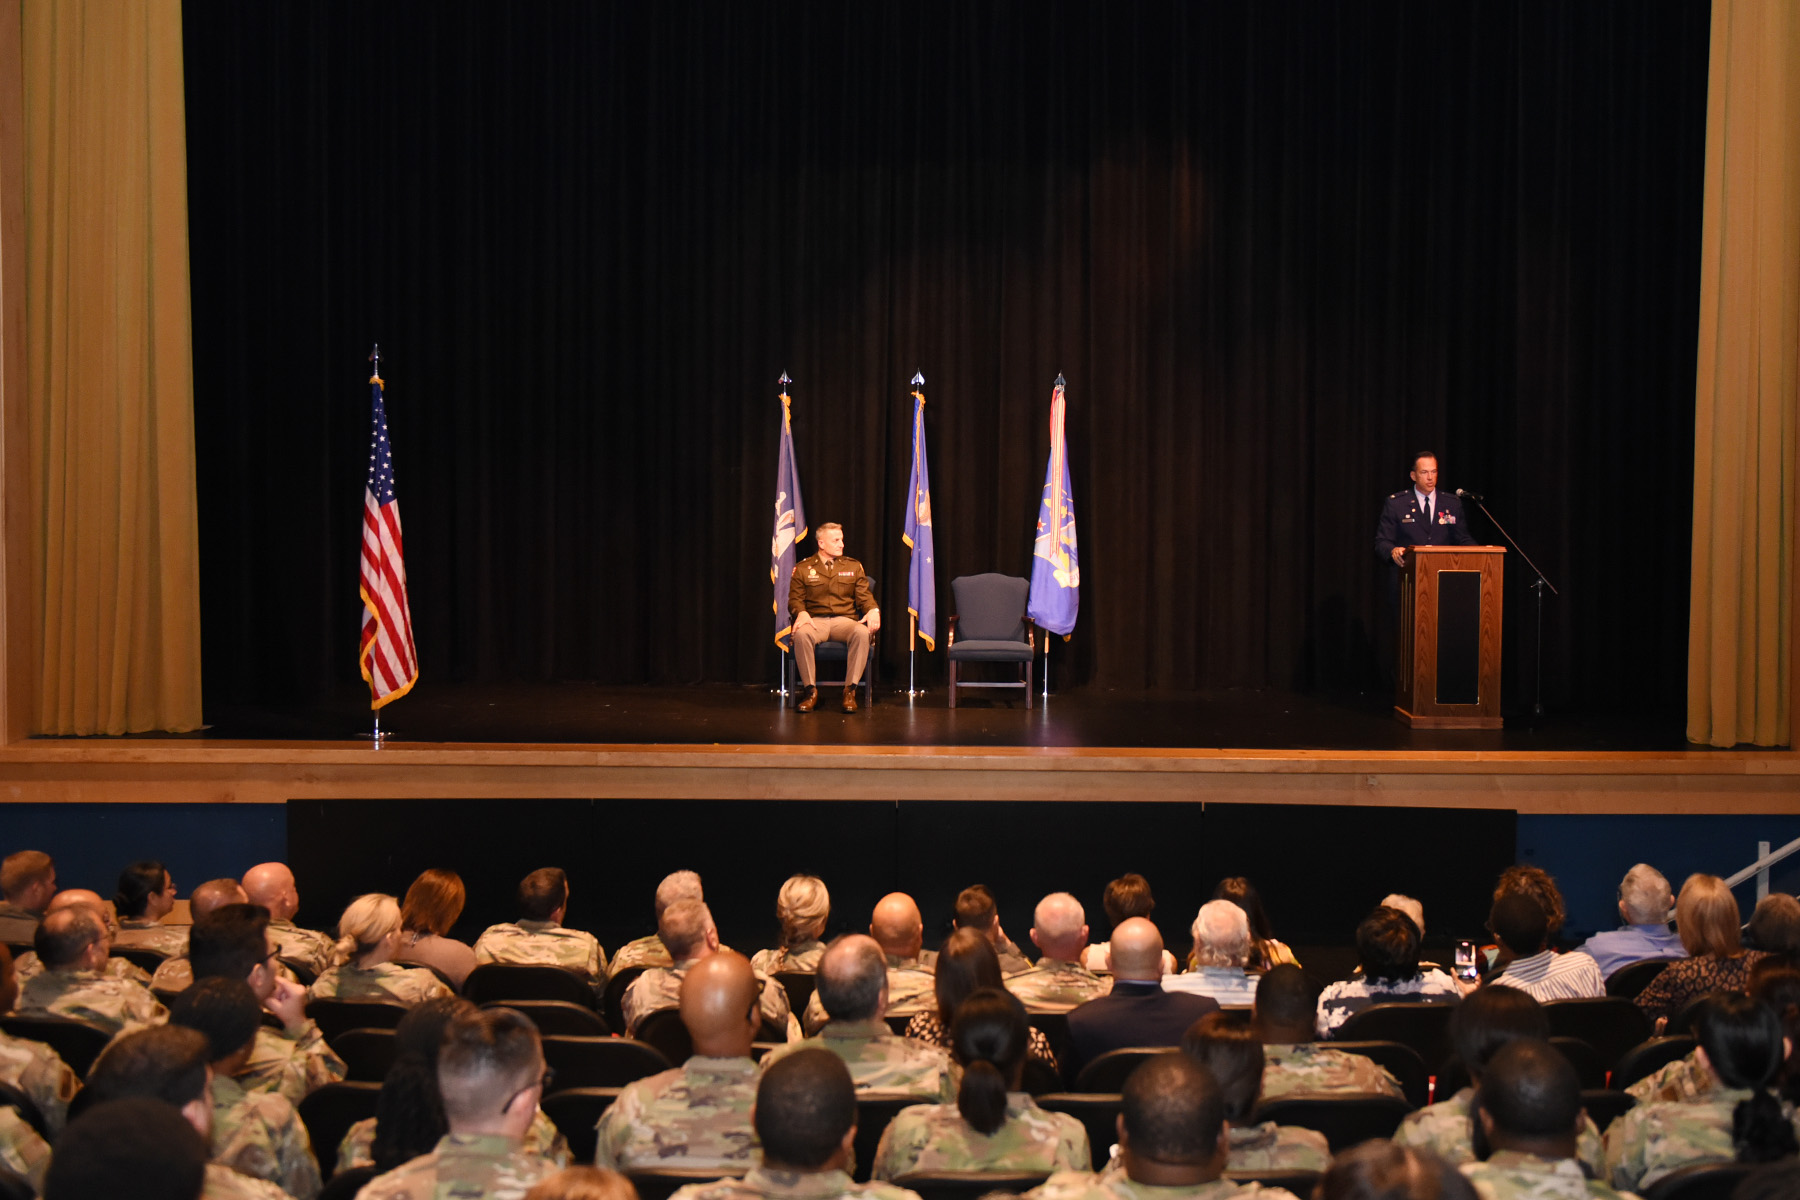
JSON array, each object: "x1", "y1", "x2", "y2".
[
  {"x1": 1436, "y1": 571, "x2": 1482, "y2": 705},
  {"x1": 1396, "y1": 546, "x2": 1504, "y2": 729}
]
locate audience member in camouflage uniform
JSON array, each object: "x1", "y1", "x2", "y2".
[
  {"x1": 1251, "y1": 965, "x2": 1405, "y2": 1101},
  {"x1": 473, "y1": 867, "x2": 607, "y2": 987},
  {"x1": 802, "y1": 895, "x2": 936, "y2": 1034},
  {"x1": 151, "y1": 878, "x2": 253, "y2": 994},
  {"x1": 623, "y1": 900, "x2": 791, "y2": 1038},
  {"x1": 0, "y1": 945, "x2": 81, "y2": 1133},
  {"x1": 752, "y1": 875, "x2": 832, "y2": 976},
  {"x1": 189, "y1": 903, "x2": 347, "y2": 1105},
  {"x1": 874, "y1": 988, "x2": 1088, "y2": 1180},
  {"x1": 44, "y1": 1098, "x2": 212, "y2": 1200},
  {"x1": 311, "y1": 893, "x2": 452, "y2": 1006},
  {"x1": 955, "y1": 884, "x2": 1033, "y2": 976},
  {"x1": 243, "y1": 862, "x2": 340, "y2": 978},
  {"x1": 1605, "y1": 994, "x2": 1800, "y2": 1192},
  {"x1": 1024, "y1": 1053, "x2": 1301, "y2": 1200},
  {"x1": 15, "y1": 905, "x2": 167, "y2": 1034},
  {"x1": 596, "y1": 951, "x2": 765, "y2": 1171},
  {"x1": 1394, "y1": 985, "x2": 1604, "y2": 1174},
  {"x1": 173, "y1": 978, "x2": 324, "y2": 1200},
  {"x1": 670, "y1": 1048, "x2": 921, "y2": 1200},
  {"x1": 114, "y1": 859, "x2": 190, "y2": 958},
  {"x1": 1462, "y1": 1039, "x2": 1639, "y2": 1200},
  {"x1": 12, "y1": 886, "x2": 155, "y2": 986},
  {"x1": 770, "y1": 935, "x2": 955, "y2": 1103},
  {"x1": 0, "y1": 851, "x2": 54, "y2": 945},
  {"x1": 1178, "y1": 1013, "x2": 1328, "y2": 1172},
  {"x1": 613, "y1": 870, "x2": 708, "y2": 974},
  {"x1": 1316, "y1": 1142, "x2": 1479, "y2": 1200},
  {"x1": 355, "y1": 1007, "x2": 557, "y2": 1200},
  {"x1": 85, "y1": 1026, "x2": 294, "y2": 1200},
  {"x1": 1624, "y1": 1050, "x2": 1711, "y2": 1105},
  {"x1": 339, "y1": 1108, "x2": 569, "y2": 1176},
  {"x1": 0, "y1": 1106, "x2": 50, "y2": 1194},
  {"x1": 1007, "y1": 894, "x2": 1112, "y2": 1014}
]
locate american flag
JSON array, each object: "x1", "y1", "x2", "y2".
[{"x1": 359, "y1": 373, "x2": 418, "y2": 707}]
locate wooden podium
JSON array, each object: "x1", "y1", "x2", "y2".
[{"x1": 1396, "y1": 545, "x2": 1504, "y2": 728}]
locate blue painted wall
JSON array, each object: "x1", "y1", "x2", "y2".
[
  {"x1": 0, "y1": 804, "x2": 286, "y2": 898},
  {"x1": 1518, "y1": 814, "x2": 1800, "y2": 940}
]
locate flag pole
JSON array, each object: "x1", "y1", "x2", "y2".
[
  {"x1": 906, "y1": 372, "x2": 927, "y2": 698},
  {"x1": 368, "y1": 343, "x2": 388, "y2": 747},
  {"x1": 773, "y1": 372, "x2": 794, "y2": 698}
]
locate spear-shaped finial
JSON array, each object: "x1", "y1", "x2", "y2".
[
  {"x1": 370, "y1": 344, "x2": 382, "y2": 375},
  {"x1": 1054, "y1": 373, "x2": 1065, "y2": 388},
  {"x1": 911, "y1": 371, "x2": 925, "y2": 386},
  {"x1": 779, "y1": 371, "x2": 791, "y2": 386}
]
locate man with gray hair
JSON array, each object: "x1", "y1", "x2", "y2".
[
  {"x1": 621, "y1": 899, "x2": 792, "y2": 1038},
  {"x1": 1576, "y1": 864, "x2": 1686, "y2": 979},
  {"x1": 1163, "y1": 901, "x2": 1256, "y2": 1007},
  {"x1": 612, "y1": 870, "x2": 706, "y2": 973},
  {"x1": 1008, "y1": 893, "x2": 1113, "y2": 1013},
  {"x1": 15, "y1": 906, "x2": 167, "y2": 1035}
]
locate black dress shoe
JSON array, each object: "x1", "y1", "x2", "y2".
[
  {"x1": 796, "y1": 686, "x2": 818, "y2": 713},
  {"x1": 840, "y1": 688, "x2": 858, "y2": 713}
]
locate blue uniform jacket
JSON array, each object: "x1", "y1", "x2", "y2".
[{"x1": 1374, "y1": 488, "x2": 1477, "y2": 564}]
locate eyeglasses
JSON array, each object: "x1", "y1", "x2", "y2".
[{"x1": 504, "y1": 1066, "x2": 554, "y2": 1113}]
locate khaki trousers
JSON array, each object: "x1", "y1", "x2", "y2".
[{"x1": 793, "y1": 617, "x2": 870, "y2": 687}]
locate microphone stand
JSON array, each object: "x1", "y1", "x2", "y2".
[{"x1": 1467, "y1": 495, "x2": 1558, "y2": 718}]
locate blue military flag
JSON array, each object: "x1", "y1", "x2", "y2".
[
  {"x1": 1027, "y1": 374, "x2": 1080, "y2": 637},
  {"x1": 903, "y1": 375, "x2": 937, "y2": 650},
  {"x1": 771, "y1": 375, "x2": 808, "y2": 651}
]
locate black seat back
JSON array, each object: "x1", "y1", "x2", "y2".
[
  {"x1": 1252, "y1": 1092, "x2": 1412, "y2": 1153},
  {"x1": 1224, "y1": 1170, "x2": 1323, "y2": 1194},
  {"x1": 1549, "y1": 1036, "x2": 1609, "y2": 1090},
  {"x1": 1326, "y1": 1041, "x2": 1428, "y2": 1109},
  {"x1": 894, "y1": 1172, "x2": 1052, "y2": 1200},
  {"x1": 541, "y1": 1087, "x2": 622, "y2": 1165},
  {"x1": 629, "y1": 1166, "x2": 751, "y2": 1200},
  {"x1": 603, "y1": 967, "x2": 647, "y2": 1035},
  {"x1": 1580, "y1": 1089, "x2": 1636, "y2": 1136},
  {"x1": 1073, "y1": 1047, "x2": 1162, "y2": 1093},
  {"x1": 0, "y1": 1014, "x2": 113, "y2": 1077},
  {"x1": 852, "y1": 1096, "x2": 928, "y2": 1182},
  {"x1": 304, "y1": 998, "x2": 409, "y2": 1042},
  {"x1": 774, "y1": 971, "x2": 816, "y2": 1016},
  {"x1": 1035, "y1": 1093, "x2": 1122, "y2": 1171},
  {"x1": 481, "y1": 999, "x2": 609, "y2": 1037},
  {"x1": 0, "y1": 1080, "x2": 46, "y2": 1137},
  {"x1": 110, "y1": 946, "x2": 168, "y2": 973},
  {"x1": 462, "y1": 963, "x2": 597, "y2": 1008},
  {"x1": 1332, "y1": 1003, "x2": 1456, "y2": 1070},
  {"x1": 1543, "y1": 998, "x2": 1653, "y2": 1071},
  {"x1": 1640, "y1": 1162, "x2": 1752, "y2": 1200},
  {"x1": 1613, "y1": 1035, "x2": 1698, "y2": 1092},
  {"x1": 1605, "y1": 959, "x2": 1673, "y2": 999},
  {"x1": 539, "y1": 1035, "x2": 671, "y2": 1089},
  {"x1": 297, "y1": 1081, "x2": 382, "y2": 1178},
  {"x1": 634, "y1": 1009, "x2": 694, "y2": 1066},
  {"x1": 332, "y1": 1027, "x2": 399, "y2": 1082}
]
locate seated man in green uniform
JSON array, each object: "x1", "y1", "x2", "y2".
[
  {"x1": 788, "y1": 522, "x2": 880, "y2": 713},
  {"x1": 1464, "y1": 1039, "x2": 1637, "y2": 1200}
]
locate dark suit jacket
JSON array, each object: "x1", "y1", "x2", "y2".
[
  {"x1": 1064, "y1": 981, "x2": 1220, "y2": 1081},
  {"x1": 1374, "y1": 488, "x2": 1477, "y2": 564}
]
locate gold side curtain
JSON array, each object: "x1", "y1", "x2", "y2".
[
  {"x1": 24, "y1": 0, "x2": 201, "y2": 734},
  {"x1": 1689, "y1": 0, "x2": 1800, "y2": 747}
]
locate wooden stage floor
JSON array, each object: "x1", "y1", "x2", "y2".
[{"x1": 1, "y1": 684, "x2": 1795, "y2": 815}]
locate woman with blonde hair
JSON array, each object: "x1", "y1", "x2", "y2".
[
  {"x1": 750, "y1": 874, "x2": 830, "y2": 975},
  {"x1": 397, "y1": 869, "x2": 477, "y2": 988},
  {"x1": 310, "y1": 893, "x2": 454, "y2": 1005},
  {"x1": 1633, "y1": 874, "x2": 1767, "y2": 1025}
]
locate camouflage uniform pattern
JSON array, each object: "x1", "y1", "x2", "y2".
[
  {"x1": 1623, "y1": 1051, "x2": 1712, "y2": 1106},
  {"x1": 668, "y1": 1165, "x2": 922, "y2": 1200},
  {"x1": 611, "y1": 934, "x2": 675, "y2": 973},
  {"x1": 0, "y1": 1027, "x2": 80, "y2": 1132},
  {"x1": 1601, "y1": 1088, "x2": 1792, "y2": 1191},
  {"x1": 1024, "y1": 1170, "x2": 1300, "y2": 1200},
  {"x1": 269, "y1": 921, "x2": 340, "y2": 978},
  {"x1": 15, "y1": 966, "x2": 167, "y2": 1035},
  {"x1": 871, "y1": 1094, "x2": 1090, "y2": 1180},
  {"x1": 0, "y1": 1106, "x2": 50, "y2": 1194},
  {"x1": 1226, "y1": 1122, "x2": 1330, "y2": 1172},
  {"x1": 309, "y1": 961, "x2": 452, "y2": 1005},
  {"x1": 14, "y1": 950, "x2": 153, "y2": 986},
  {"x1": 767, "y1": 1019, "x2": 957, "y2": 1103},
  {"x1": 1461, "y1": 1150, "x2": 1642, "y2": 1200},
  {"x1": 593, "y1": 1055, "x2": 761, "y2": 1171},
  {"x1": 1005, "y1": 959, "x2": 1113, "y2": 1014},
  {"x1": 622, "y1": 964, "x2": 791, "y2": 1038},
  {"x1": 472, "y1": 921, "x2": 607, "y2": 981},
  {"x1": 1394, "y1": 1089, "x2": 1606, "y2": 1176},
  {"x1": 336, "y1": 1110, "x2": 569, "y2": 1175},
  {"x1": 238, "y1": 1022, "x2": 347, "y2": 1106},
  {"x1": 1260, "y1": 1043, "x2": 1405, "y2": 1100},
  {"x1": 116, "y1": 918, "x2": 190, "y2": 958},
  {"x1": 752, "y1": 942, "x2": 826, "y2": 975},
  {"x1": 353, "y1": 1133, "x2": 555, "y2": 1200},
  {"x1": 210, "y1": 1072, "x2": 324, "y2": 1200},
  {"x1": 801, "y1": 960, "x2": 935, "y2": 1035},
  {"x1": 203, "y1": 1161, "x2": 296, "y2": 1200}
]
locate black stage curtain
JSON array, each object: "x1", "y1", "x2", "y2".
[{"x1": 185, "y1": 2, "x2": 1707, "y2": 713}]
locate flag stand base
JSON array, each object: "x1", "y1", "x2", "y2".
[
  {"x1": 771, "y1": 650, "x2": 792, "y2": 698},
  {"x1": 358, "y1": 714, "x2": 393, "y2": 747}
]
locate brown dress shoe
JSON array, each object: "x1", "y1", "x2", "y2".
[
  {"x1": 840, "y1": 687, "x2": 858, "y2": 713},
  {"x1": 796, "y1": 686, "x2": 818, "y2": 712}
]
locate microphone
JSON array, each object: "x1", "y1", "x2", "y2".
[{"x1": 1455, "y1": 488, "x2": 1484, "y2": 503}]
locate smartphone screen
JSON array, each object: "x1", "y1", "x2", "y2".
[{"x1": 1454, "y1": 939, "x2": 1478, "y2": 981}]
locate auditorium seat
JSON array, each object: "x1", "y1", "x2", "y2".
[
  {"x1": 331, "y1": 1027, "x2": 398, "y2": 1082},
  {"x1": 852, "y1": 1096, "x2": 928, "y2": 1182},
  {"x1": 1612, "y1": 1035, "x2": 1697, "y2": 1092},
  {"x1": 1641, "y1": 1161, "x2": 1750, "y2": 1200},
  {"x1": 895, "y1": 1171, "x2": 1053, "y2": 1200},
  {"x1": 1325, "y1": 1041, "x2": 1428, "y2": 1109},
  {"x1": 541, "y1": 1087, "x2": 622, "y2": 1165},
  {"x1": 1549, "y1": 1036, "x2": 1608, "y2": 1090},
  {"x1": 630, "y1": 1166, "x2": 751, "y2": 1200},
  {"x1": 1035, "y1": 1093, "x2": 1122, "y2": 1171},
  {"x1": 538, "y1": 1035, "x2": 670, "y2": 1089},
  {"x1": 0, "y1": 1080, "x2": 46, "y2": 1139},
  {"x1": 633, "y1": 1009, "x2": 694, "y2": 1066},
  {"x1": 1252, "y1": 1092, "x2": 1411, "y2": 1153},
  {"x1": 0, "y1": 1014, "x2": 112, "y2": 1078},
  {"x1": 1580, "y1": 1089, "x2": 1636, "y2": 1136},
  {"x1": 1073, "y1": 1047, "x2": 1162, "y2": 1093},
  {"x1": 462, "y1": 963, "x2": 598, "y2": 1009},
  {"x1": 304, "y1": 998, "x2": 409, "y2": 1042},
  {"x1": 774, "y1": 971, "x2": 816, "y2": 1016},
  {"x1": 1605, "y1": 959, "x2": 1672, "y2": 999},
  {"x1": 480, "y1": 999, "x2": 608, "y2": 1037},
  {"x1": 1542, "y1": 998, "x2": 1652, "y2": 1070},
  {"x1": 1332, "y1": 1003, "x2": 1454, "y2": 1071},
  {"x1": 603, "y1": 967, "x2": 646, "y2": 1034},
  {"x1": 111, "y1": 946, "x2": 168, "y2": 973},
  {"x1": 298, "y1": 1081, "x2": 381, "y2": 1177}
]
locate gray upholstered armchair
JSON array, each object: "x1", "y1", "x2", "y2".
[{"x1": 946, "y1": 573, "x2": 1035, "y2": 709}]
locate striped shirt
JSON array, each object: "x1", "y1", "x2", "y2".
[{"x1": 1490, "y1": 949, "x2": 1605, "y2": 1001}]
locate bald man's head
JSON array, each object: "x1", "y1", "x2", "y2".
[
  {"x1": 48, "y1": 889, "x2": 115, "y2": 938},
  {"x1": 190, "y1": 879, "x2": 248, "y2": 921},
  {"x1": 36, "y1": 906, "x2": 107, "y2": 971},
  {"x1": 1031, "y1": 893, "x2": 1089, "y2": 962},
  {"x1": 681, "y1": 951, "x2": 761, "y2": 1057},
  {"x1": 241, "y1": 864, "x2": 298, "y2": 921},
  {"x1": 869, "y1": 893, "x2": 923, "y2": 960},
  {"x1": 1108, "y1": 917, "x2": 1166, "y2": 981}
]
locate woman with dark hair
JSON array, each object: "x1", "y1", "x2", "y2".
[
  {"x1": 1315, "y1": 906, "x2": 1461, "y2": 1038},
  {"x1": 113, "y1": 860, "x2": 185, "y2": 957},
  {"x1": 1606, "y1": 993, "x2": 1800, "y2": 1190},
  {"x1": 873, "y1": 988, "x2": 1088, "y2": 1179},
  {"x1": 904, "y1": 927, "x2": 1058, "y2": 1069},
  {"x1": 1634, "y1": 874, "x2": 1769, "y2": 1025},
  {"x1": 1081, "y1": 873, "x2": 1177, "y2": 975},
  {"x1": 334, "y1": 996, "x2": 570, "y2": 1175},
  {"x1": 1744, "y1": 893, "x2": 1800, "y2": 961},
  {"x1": 1393, "y1": 984, "x2": 1606, "y2": 1174},
  {"x1": 397, "y1": 869, "x2": 477, "y2": 988},
  {"x1": 1179, "y1": 1012, "x2": 1327, "y2": 1170},
  {"x1": 1198, "y1": 877, "x2": 1298, "y2": 972}
]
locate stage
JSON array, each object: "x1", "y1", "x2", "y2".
[{"x1": 1, "y1": 684, "x2": 1793, "y2": 815}]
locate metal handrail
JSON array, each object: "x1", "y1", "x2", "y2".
[{"x1": 1722, "y1": 835, "x2": 1800, "y2": 901}]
